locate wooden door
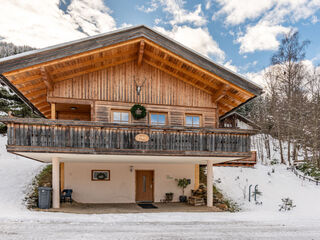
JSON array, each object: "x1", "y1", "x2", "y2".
[{"x1": 136, "y1": 170, "x2": 154, "y2": 202}]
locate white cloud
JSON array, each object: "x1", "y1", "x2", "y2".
[
  {"x1": 67, "y1": 0, "x2": 116, "y2": 36},
  {"x1": 143, "y1": 0, "x2": 207, "y2": 27},
  {"x1": 236, "y1": 21, "x2": 291, "y2": 53},
  {"x1": 245, "y1": 59, "x2": 320, "y2": 89},
  {"x1": 0, "y1": 0, "x2": 116, "y2": 48},
  {"x1": 214, "y1": 0, "x2": 320, "y2": 53},
  {"x1": 213, "y1": 0, "x2": 273, "y2": 25},
  {"x1": 154, "y1": 25, "x2": 225, "y2": 62},
  {"x1": 311, "y1": 15, "x2": 319, "y2": 24},
  {"x1": 214, "y1": 0, "x2": 320, "y2": 26},
  {"x1": 205, "y1": 0, "x2": 213, "y2": 10},
  {"x1": 223, "y1": 60, "x2": 238, "y2": 72},
  {"x1": 245, "y1": 69, "x2": 267, "y2": 88},
  {"x1": 154, "y1": 18, "x2": 162, "y2": 25},
  {"x1": 137, "y1": 0, "x2": 159, "y2": 13}
]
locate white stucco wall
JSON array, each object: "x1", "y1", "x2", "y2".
[{"x1": 64, "y1": 162, "x2": 195, "y2": 203}]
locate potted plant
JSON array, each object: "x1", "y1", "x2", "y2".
[
  {"x1": 175, "y1": 178, "x2": 190, "y2": 202},
  {"x1": 165, "y1": 192, "x2": 174, "y2": 202}
]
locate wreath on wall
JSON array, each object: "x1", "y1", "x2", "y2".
[
  {"x1": 96, "y1": 172, "x2": 107, "y2": 180},
  {"x1": 130, "y1": 104, "x2": 147, "y2": 120}
]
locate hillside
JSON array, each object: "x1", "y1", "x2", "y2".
[
  {"x1": 214, "y1": 164, "x2": 320, "y2": 217},
  {"x1": 0, "y1": 136, "x2": 42, "y2": 216}
]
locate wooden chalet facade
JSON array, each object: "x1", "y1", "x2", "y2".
[{"x1": 0, "y1": 26, "x2": 262, "y2": 208}]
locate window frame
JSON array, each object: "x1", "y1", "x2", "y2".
[
  {"x1": 185, "y1": 114, "x2": 202, "y2": 127},
  {"x1": 111, "y1": 110, "x2": 131, "y2": 124},
  {"x1": 149, "y1": 112, "x2": 168, "y2": 126}
]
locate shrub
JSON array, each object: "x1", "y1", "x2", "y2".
[
  {"x1": 279, "y1": 198, "x2": 296, "y2": 211},
  {"x1": 24, "y1": 165, "x2": 52, "y2": 208}
]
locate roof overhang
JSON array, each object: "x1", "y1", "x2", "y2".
[{"x1": 0, "y1": 25, "x2": 263, "y2": 118}]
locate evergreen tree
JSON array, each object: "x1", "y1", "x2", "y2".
[{"x1": 0, "y1": 42, "x2": 37, "y2": 133}]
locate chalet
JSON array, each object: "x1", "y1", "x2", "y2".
[
  {"x1": 0, "y1": 26, "x2": 262, "y2": 209},
  {"x1": 220, "y1": 112, "x2": 260, "y2": 130}
]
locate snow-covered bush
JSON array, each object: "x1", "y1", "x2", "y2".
[
  {"x1": 270, "y1": 159, "x2": 278, "y2": 165},
  {"x1": 279, "y1": 198, "x2": 296, "y2": 211}
]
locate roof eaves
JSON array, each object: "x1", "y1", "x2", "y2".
[{"x1": 0, "y1": 25, "x2": 263, "y2": 96}]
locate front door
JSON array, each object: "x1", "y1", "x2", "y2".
[{"x1": 136, "y1": 170, "x2": 154, "y2": 202}]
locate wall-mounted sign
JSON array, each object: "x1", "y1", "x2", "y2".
[
  {"x1": 91, "y1": 170, "x2": 110, "y2": 181},
  {"x1": 135, "y1": 133, "x2": 149, "y2": 142}
]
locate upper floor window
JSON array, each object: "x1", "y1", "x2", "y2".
[
  {"x1": 150, "y1": 113, "x2": 167, "y2": 125},
  {"x1": 185, "y1": 114, "x2": 201, "y2": 127},
  {"x1": 112, "y1": 111, "x2": 129, "y2": 123}
]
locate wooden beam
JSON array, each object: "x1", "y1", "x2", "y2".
[
  {"x1": 35, "y1": 101, "x2": 49, "y2": 108},
  {"x1": 49, "y1": 49, "x2": 138, "y2": 76},
  {"x1": 144, "y1": 59, "x2": 213, "y2": 95},
  {"x1": 60, "y1": 162, "x2": 64, "y2": 191},
  {"x1": 144, "y1": 51, "x2": 219, "y2": 90},
  {"x1": 47, "y1": 97, "x2": 93, "y2": 105},
  {"x1": 53, "y1": 56, "x2": 136, "y2": 83},
  {"x1": 145, "y1": 39, "x2": 255, "y2": 98},
  {"x1": 25, "y1": 89, "x2": 47, "y2": 99},
  {"x1": 51, "y1": 103, "x2": 56, "y2": 120},
  {"x1": 18, "y1": 81, "x2": 45, "y2": 92},
  {"x1": 11, "y1": 74, "x2": 42, "y2": 85},
  {"x1": 217, "y1": 102, "x2": 232, "y2": 114},
  {"x1": 38, "y1": 105, "x2": 51, "y2": 112},
  {"x1": 137, "y1": 40, "x2": 145, "y2": 67},
  {"x1": 219, "y1": 97, "x2": 238, "y2": 108},
  {"x1": 32, "y1": 95, "x2": 47, "y2": 105},
  {"x1": 227, "y1": 91, "x2": 249, "y2": 103},
  {"x1": 212, "y1": 85, "x2": 230, "y2": 103},
  {"x1": 42, "y1": 110, "x2": 51, "y2": 115},
  {"x1": 4, "y1": 38, "x2": 143, "y2": 76},
  {"x1": 40, "y1": 67, "x2": 54, "y2": 91}
]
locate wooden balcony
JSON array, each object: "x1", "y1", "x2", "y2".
[{"x1": 1, "y1": 117, "x2": 257, "y2": 162}]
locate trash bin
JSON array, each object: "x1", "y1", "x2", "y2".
[{"x1": 38, "y1": 187, "x2": 52, "y2": 209}]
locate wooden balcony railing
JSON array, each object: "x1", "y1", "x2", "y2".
[{"x1": 1, "y1": 117, "x2": 257, "y2": 158}]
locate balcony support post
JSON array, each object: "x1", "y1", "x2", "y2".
[
  {"x1": 52, "y1": 157, "x2": 60, "y2": 208},
  {"x1": 207, "y1": 160, "x2": 213, "y2": 207},
  {"x1": 51, "y1": 103, "x2": 56, "y2": 120}
]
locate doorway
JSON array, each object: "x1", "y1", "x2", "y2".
[{"x1": 135, "y1": 170, "x2": 154, "y2": 202}]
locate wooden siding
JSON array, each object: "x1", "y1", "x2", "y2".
[
  {"x1": 51, "y1": 60, "x2": 217, "y2": 127},
  {"x1": 94, "y1": 101, "x2": 216, "y2": 127},
  {"x1": 52, "y1": 60, "x2": 214, "y2": 107}
]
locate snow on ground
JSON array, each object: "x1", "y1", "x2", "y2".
[
  {"x1": 0, "y1": 136, "x2": 43, "y2": 215},
  {"x1": 214, "y1": 163, "x2": 320, "y2": 218},
  {"x1": 1, "y1": 135, "x2": 320, "y2": 239}
]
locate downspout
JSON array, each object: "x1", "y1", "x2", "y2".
[{"x1": 0, "y1": 74, "x2": 45, "y2": 118}]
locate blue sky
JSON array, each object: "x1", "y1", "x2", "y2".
[{"x1": 1, "y1": 0, "x2": 320, "y2": 85}]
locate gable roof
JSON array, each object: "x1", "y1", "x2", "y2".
[
  {"x1": 220, "y1": 112, "x2": 261, "y2": 129},
  {"x1": 0, "y1": 25, "x2": 263, "y2": 118}
]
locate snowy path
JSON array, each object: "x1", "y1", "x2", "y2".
[{"x1": 1, "y1": 214, "x2": 320, "y2": 240}]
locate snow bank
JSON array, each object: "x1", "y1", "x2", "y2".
[
  {"x1": 0, "y1": 135, "x2": 43, "y2": 216},
  {"x1": 214, "y1": 163, "x2": 320, "y2": 219}
]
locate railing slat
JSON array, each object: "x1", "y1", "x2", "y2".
[{"x1": 7, "y1": 120, "x2": 253, "y2": 155}]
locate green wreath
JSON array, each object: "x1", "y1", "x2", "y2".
[
  {"x1": 130, "y1": 104, "x2": 146, "y2": 120},
  {"x1": 96, "y1": 172, "x2": 106, "y2": 180}
]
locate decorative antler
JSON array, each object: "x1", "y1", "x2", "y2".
[{"x1": 133, "y1": 76, "x2": 147, "y2": 96}]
